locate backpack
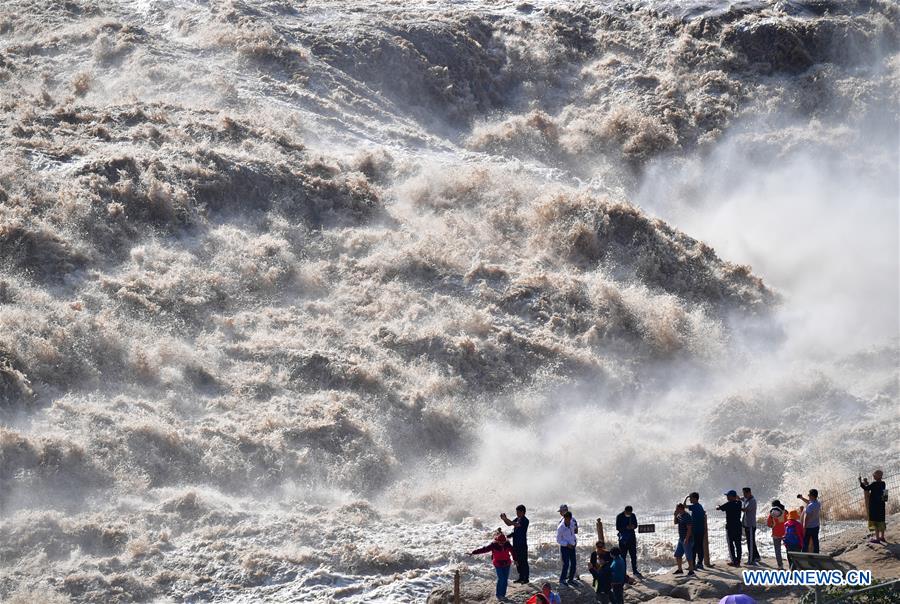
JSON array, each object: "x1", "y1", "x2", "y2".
[{"x1": 784, "y1": 522, "x2": 801, "y2": 549}]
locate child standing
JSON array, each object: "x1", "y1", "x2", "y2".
[
  {"x1": 783, "y1": 510, "x2": 805, "y2": 568},
  {"x1": 609, "y1": 546, "x2": 626, "y2": 604}
]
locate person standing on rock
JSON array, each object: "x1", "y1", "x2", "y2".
[
  {"x1": 767, "y1": 500, "x2": 787, "y2": 569},
  {"x1": 798, "y1": 489, "x2": 821, "y2": 553},
  {"x1": 685, "y1": 492, "x2": 705, "y2": 570},
  {"x1": 615, "y1": 505, "x2": 642, "y2": 578},
  {"x1": 783, "y1": 509, "x2": 805, "y2": 567},
  {"x1": 468, "y1": 529, "x2": 516, "y2": 601},
  {"x1": 558, "y1": 504, "x2": 579, "y2": 536},
  {"x1": 501, "y1": 504, "x2": 530, "y2": 583},
  {"x1": 558, "y1": 505, "x2": 579, "y2": 583},
  {"x1": 859, "y1": 470, "x2": 887, "y2": 544},
  {"x1": 556, "y1": 510, "x2": 578, "y2": 586},
  {"x1": 717, "y1": 490, "x2": 743, "y2": 567},
  {"x1": 673, "y1": 503, "x2": 696, "y2": 576},
  {"x1": 742, "y1": 487, "x2": 761, "y2": 565}
]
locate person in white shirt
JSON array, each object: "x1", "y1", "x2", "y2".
[
  {"x1": 557, "y1": 507, "x2": 578, "y2": 585},
  {"x1": 558, "y1": 504, "x2": 579, "y2": 534}
]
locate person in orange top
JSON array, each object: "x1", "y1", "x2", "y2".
[{"x1": 767, "y1": 500, "x2": 787, "y2": 569}]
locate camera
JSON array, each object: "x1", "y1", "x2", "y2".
[{"x1": 796, "y1": 494, "x2": 803, "y2": 499}]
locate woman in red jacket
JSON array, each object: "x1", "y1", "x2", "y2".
[{"x1": 469, "y1": 530, "x2": 517, "y2": 600}]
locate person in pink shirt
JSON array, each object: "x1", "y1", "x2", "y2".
[{"x1": 469, "y1": 530, "x2": 517, "y2": 600}]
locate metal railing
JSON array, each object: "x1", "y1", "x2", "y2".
[
  {"x1": 826, "y1": 474, "x2": 900, "y2": 521},
  {"x1": 525, "y1": 509, "x2": 710, "y2": 570},
  {"x1": 825, "y1": 578, "x2": 900, "y2": 603}
]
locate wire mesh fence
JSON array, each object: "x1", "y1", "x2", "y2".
[
  {"x1": 826, "y1": 473, "x2": 900, "y2": 521},
  {"x1": 707, "y1": 473, "x2": 899, "y2": 564},
  {"x1": 524, "y1": 510, "x2": 700, "y2": 571},
  {"x1": 528, "y1": 513, "x2": 683, "y2": 550}
]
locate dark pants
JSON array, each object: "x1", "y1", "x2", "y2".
[
  {"x1": 692, "y1": 528, "x2": 705, "y2": 567},
  {"x1": 560, "y1": 546, "x2": 576, "y2": 582},
  {"x1": 611, "y1": 583, "x2": 624, "y2": 604},
  {"x1": 513, "y1": 543, "x2": 529, "y2": 581},
  {"x1": 804, "y1": 527, "x2": 820, "y2": 553},
  {"x1": 744, "y1": 526, "x2": 760, "y2": 562},
  {"x1": 726, "y1": 525, "x2": 743, "y2": 563},
  {"x1": 619, "y1": 537, "x2": 638, "y2": 574},
  {"x1": 591, "y1": 570, "x2": 611, "y2": 601}
]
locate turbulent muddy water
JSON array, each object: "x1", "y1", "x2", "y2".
[{"x1": 0, "y1": 0, "x2": 898, "y2": 601}]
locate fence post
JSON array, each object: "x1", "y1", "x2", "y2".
[
  {"x1": 596, "y1": 517, "x2": 606, "y2": 546},
  {"x1": 703, "y1": 511, "x2": 712, "y2": 567},
  {"x1": 862, "y1": 478, "x2": 870, "y2": 523},
  {"x1": 453, "y1": 569, "x2": 460, "y2": 604}
]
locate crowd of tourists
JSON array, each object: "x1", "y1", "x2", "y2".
[{"x1": 465, "y1": 470, "x2": 889, "y2": 603}]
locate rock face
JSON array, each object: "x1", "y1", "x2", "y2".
[{"x1": 428, "y1": 515, "x2": 900, "y2": 603}]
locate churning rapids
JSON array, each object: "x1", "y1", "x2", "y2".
[{"x1": 0, "y1": 0, "x2": 898, "y2": 602}]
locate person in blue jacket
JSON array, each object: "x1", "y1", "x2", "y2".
[
  {"x1": 685, "y1": 492, "x2": 706, "y2": 570},
  {"x1": 609, "y1": 546, "x2": 627, "y2": 604}
]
